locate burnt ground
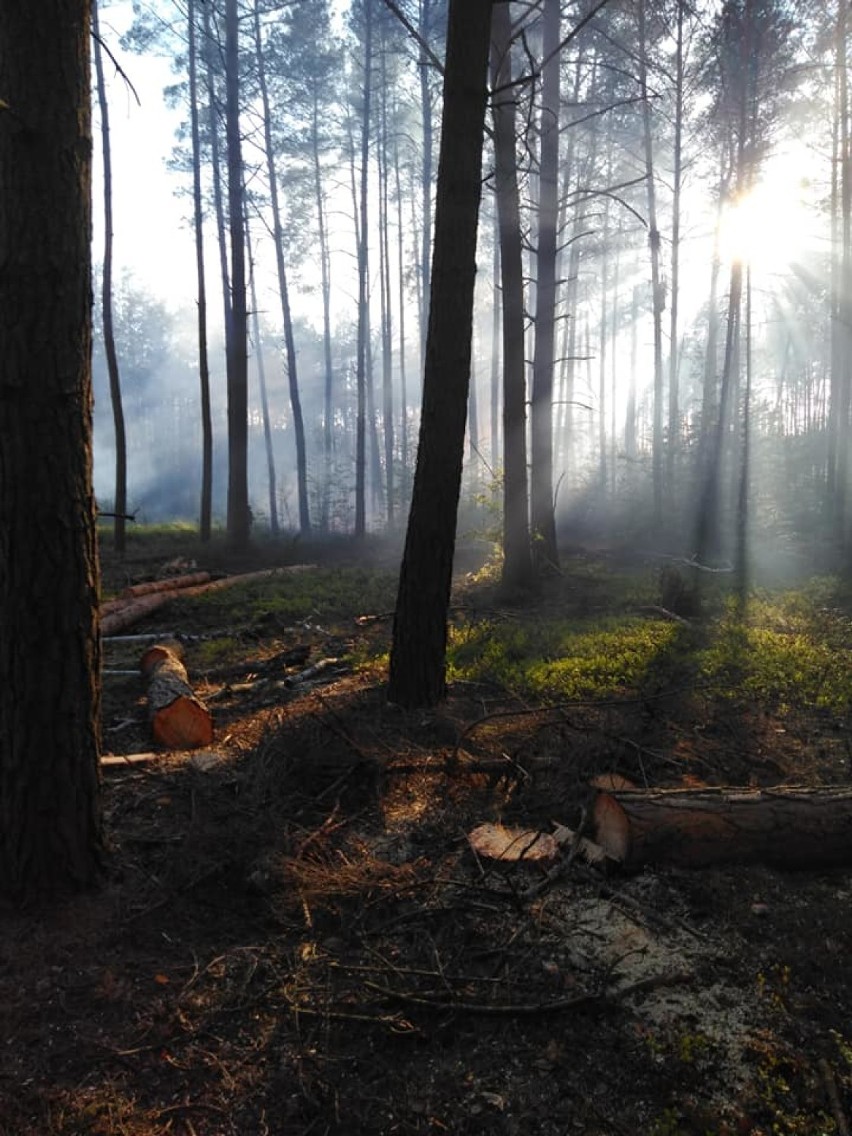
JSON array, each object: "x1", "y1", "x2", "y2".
[{"x1": 1, "y1": 544, "x2": 851, "y2": 1135}]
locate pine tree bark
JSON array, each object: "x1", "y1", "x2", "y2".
[
  {"x1": 388, "y1": 0, "x2": 493, "y2": 708},
  {"x1": 594, "y1": 785, "x2": 852, "y2": 870},
  {"x1": 0, "y1": 0, "x2": 103, "y2": 899}
]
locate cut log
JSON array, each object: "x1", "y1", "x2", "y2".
[
  {"x1": 140, "y1": 643, "x2": 213, "y2": 750},
  {"x1": 101, "y1": 592, "x2": 174, "y2": 636},
  {"x1": 593, "y1": 785, "x2": 852, "y2": 870}
]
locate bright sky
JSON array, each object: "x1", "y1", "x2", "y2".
[{"x1": 93, "y1": 3, "x2": 199, "y2": 311}]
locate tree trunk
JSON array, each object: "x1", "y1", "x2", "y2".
[
  {"x1": 735, "y1": 265, "x2": 753, "y2": 600},
  {"x1": 418, "y1": 0, "x2": 434, "y2": 373},
  {"x1": 637, "y1": 0, "x2": 665, "y2": 524},
  {"x1": 490, "y1": 223, "x2": 501, "y2": 473},
  {"x1": 92, "y1": 0, "x2": 127, "y2": 556},
  {"x1": 188, "y1": 0, "x2": 213, "y2": 543},
  {"x1": 378, "y1": 25, "x2": 395, "y2": 526},
  {"x1": 311, "y1": 88, "x2": 335, "y2": 532},
  {"x1": 594, "y1": 785, "x2": 852, "y2": 870},
  {"x1": 529, "y1": 0, "x2": 560, "y2": 572},
  {"x1": 697, "y1": 256, "x2": 743, "y2": 565},
  {"x1": 253, "y1": 1, "x2": 310, "y2": 536},
  {"x1": 355, "y1": 0, "x2": 373, "y2": 538},
  {"x1": 0, "y1": 0, "x2": 103, "y2": 900},
  {"x1": 837, "y1": 0, "x2": 852, "y2": 547},
  {"x1": 202, "y1": 0, "x2": 232, "y2": 369},
  {"x1": 491, "y1": 1, "x2": 533, "y2": 594},
  {"x1": 224, "y1": 0, "x2": 250, "y2": 549},
  {"x1": 387, "y1": 0, "x2": 493, "y2": 708},
  {"x1": 666, "y1": 0, "x2": 685, "y2": 507},
  {"x1": 245, "y1": 206, "x2": 280, "y2": 536},
  {"x1": 393, "y1": 123, "x2": 410, "y2": 503}
]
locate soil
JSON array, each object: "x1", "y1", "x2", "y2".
[{"x1": 1, "y1": 543, "x2": 851, "y2": 1136}]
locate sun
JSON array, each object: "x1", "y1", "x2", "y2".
[{"x1": 718, "y1": 156, "x2": 814, "y2": 276}]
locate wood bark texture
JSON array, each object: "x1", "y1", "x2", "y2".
[
  {"x1": 0, "y1": 0, "x2": 104, "y2": 898},
  {"x1": 387, "y1": 0, "x2": 493, "y2": 707},
  {"x1": 594, "y1": 785, "x2": 852, "y2": 870},
  {"x1": 140, "y1": 645, "x2": 213, "y2": 750}
]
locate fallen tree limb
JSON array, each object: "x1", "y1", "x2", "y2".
[
  {"x1": 593, "y1": 784, "x2": 852, "y2": 869},
  {"x1": 101, "y1": 752, "x2": 163, "y2": 769}
]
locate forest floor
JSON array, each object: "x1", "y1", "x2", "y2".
[{"x1": 1, "y1": 531, "x2": 852, "y2": 1135}]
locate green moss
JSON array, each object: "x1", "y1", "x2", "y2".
[
  {"x1": 698, "y1": 594, "x2": 852, "y2": 712},
  {"x1": 447, "y1": 616, "x2": 681, "y2": 700}
]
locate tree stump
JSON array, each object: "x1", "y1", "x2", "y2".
[{"x1": 140, "y1": 644, "x2": 213, "y2": 750}]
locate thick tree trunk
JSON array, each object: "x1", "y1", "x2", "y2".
[
  {"x1": 387, "y1": 0, "x2": 492, "y2": 708},
  {"x1": 0, "y1": 0, "x2": 103, "y2": 899},
  {"x1": 594, "y1": 785, "x2": 852, "y2": 870}
]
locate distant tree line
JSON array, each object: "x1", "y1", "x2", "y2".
[{"x1": 91, "y1": 0, "x2": 851, "y2": 586}]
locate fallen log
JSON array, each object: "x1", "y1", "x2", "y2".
[
  {"x1": 592, "y1": 784, "x2": 852, "y2": 870},
  {"x1": 122, "y1": 571, "x2": 212, "y2": 598},
  {"x1": 176, "y1": 565, "x2": 316, "y2": 599},
  {"x1": 140, "y1": 643, "x2": 213, "y2": 750},
  {"x1": 101, "y1": 592, "x2": 174, "y2": 636},
  {"x1": 100, "y1": 566, "x2": 316, "y2": 636}
]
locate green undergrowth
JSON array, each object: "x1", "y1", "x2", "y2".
[
  {"x1": 446, "y1": 572, "x2": 852, "y2": 712},
  {"x1": 172, "y1": 566, "x2": 400, "y2": 632},
  {"x1": 447, "y1": 614, "x2": 684, "y2": 701},
  {"x1": 697, "y1": 587, "x2": 852, "y2": 713}
]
